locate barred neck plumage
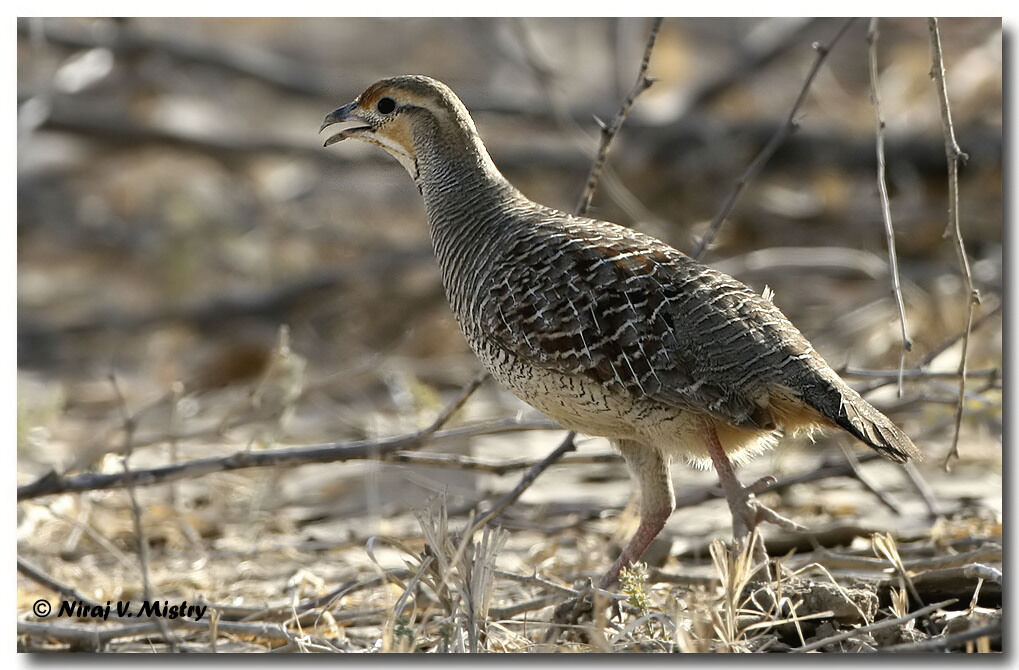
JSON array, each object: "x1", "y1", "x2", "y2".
[{"x1": 413, "y1": 125, "x2": 528, "y2": 322}]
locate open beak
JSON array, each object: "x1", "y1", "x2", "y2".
[{"x1": 320, "y1": 102, "x2": 372, "y2": 147}]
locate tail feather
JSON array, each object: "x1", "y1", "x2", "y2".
[
  {"x1": 833, "y1": 386, "x2": 922, "y2": 463},
  {"x1": 799, "y1": 374, "x2": 922, "y2": 463}
]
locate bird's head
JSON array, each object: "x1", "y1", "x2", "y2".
[{"x1": 320, "y1": 75, "x2": 488, "y2": 181}]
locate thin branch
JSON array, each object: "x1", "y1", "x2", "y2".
[
  {"x1": 386, "y1": 449, "x2": 620, "y2": 474},
  {"x1": 509, "y1": 19, "x2": 660, "y2": 226},
  {"x1": 672, "y1": 18, "x2": 820, "y2": 120},
  {"x1": 837, "y1": 440, "x2": 902, "y2": 515},
  {"x1": 867, "y1": 18, "x2": 913, "y2": 396},
  {"x1": 853, "y1": 300, "x2": 1001, "y2": 397},
  {"x1": 841, "y1": 366, "x2": 998, "y2": 381},
  {"x1": 576, "y1": 17, "x2": 663, "y2": 217},
  {"x1": 469, "y1": 431, "x2": 579, "y2": 533},
  {"x1": 883, "y1": 620, "x2": 1000, "y2": 653},
  {"x1": 919, "y1": 300, "x2": 999, "y2": 367},
  {"x1": 17, "y1": 557, "x2": 107, "y2": 611},
  {"x1": 790, "y1": 598, "x2": 956, "y2": 652},
  {"x1": 900, "y1": 462, "x2": 942, "y2": 519},
  {"x1": 693, "y1": 17, "x2": 855, "y2": 260},
  {"x1": 17, "y1": 375, "x2": 502, "y2": 502},
  {"x1": 928, "y1": 17, "x2": 980, "y2": 470},
  {"x1": 672, "y1": 450, "x2": 883, "y2": 511},
  {"x1": 108, "y1": 372, "x2": 178, "y2": 652}
]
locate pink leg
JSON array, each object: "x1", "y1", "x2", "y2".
[
  {"x1": 599, "y1": 441, "x2": 674, "y2": 589},
  {"x1": 704, "y1": 424, "x2": 804, "y2": 561}
]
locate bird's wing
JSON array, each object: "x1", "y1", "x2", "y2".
[{"x1": 478, "y1": 217, "x2": 818, "y2": 429}]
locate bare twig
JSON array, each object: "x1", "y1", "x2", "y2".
[
  {"x1": 387, "y1": 449, "x2": 619, "y2": 474},
  {"x1": 841, "y1": 366, "x2": 998, "y2": 381},
  {"x1": 867, "y1": 18, "x2": 912, "y2": 396},
  {"x1": 928, "y1": 17, "x2": 979, "y2": 470},
  {"x1": 919, "y1": 301, "x2": 999, "y2": 367},
  {"x1": 576, "y1": 17, "x2": 662, "y2": 217},
  {"x1": 17, "y1": 377, "x2": 508, "y2": 502},
  {"x1": 673, "y1": 451, "x2": 884, "y2": 511},
  {"x1": 790, "y1": 598, "x2": 956, "y2": 652},
  {"x1": 693, "y1": 17, "x2": 855, "y2": 260},
  {"x1": 469, "y1": 431, "x2": 579, "y2": 533},
  {"x1": 17, "y1": 557, "x2": 106, "y2": 611},
  {"x1": 671, "y1": 18, "x2": 820, "y2": 120},
  {"x1": 900, "y1": 462, "x2": 942, "y2": 518},
  {"x1": 853, "y1": 300, "x2": 1000, "y2": 397},
  {"x1": 884, "y1": 620, "x2": 1000, "y2": 652},
  {"x1": 17, "y1": 617, "x2": 325, "y2": 650},
  {"x1": 509, "y1": 19, "x2": 659, "y2": 225},
  {"x1": 813, "y1": 542, "x2": 1000, "y2": 573},
  {"x1": 493, "y1": 569, "x2": 580, "y2": 598},
  {"x1": 108, "y1": 373, "x2": 177, "y2": 652},
  {"x1": 837, "y1": 440, "x2": 902, "y2": 515}
]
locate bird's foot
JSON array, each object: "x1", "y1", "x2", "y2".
[
  {"x1": 733, "y1": 472, "x2": 802, "y2": 533},
  {"x1": 726, "y1": 476, "x2": 806, "y2": 567},
  {"x1": 544, "y1": 579, "x2": 621, "y2": 643}
]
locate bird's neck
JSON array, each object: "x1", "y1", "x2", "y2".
[
  {"x1": 416, "y1": 125, "x2": 522, "y2": 244},
  {"x1": 413, "y1": 126, "x2": 525, "y2": 320}
]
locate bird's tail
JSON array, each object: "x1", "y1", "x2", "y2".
[{"x1": 828, "y1": 382, "x2": 922, "y2": 463}]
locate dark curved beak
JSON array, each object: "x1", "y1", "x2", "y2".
[{"x1": 320, "y1": 102, "x2": 371, "y2": 147}]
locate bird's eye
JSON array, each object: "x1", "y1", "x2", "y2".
[{"x1": 377, "y1": 97, "x2": 396, "y2": 115}]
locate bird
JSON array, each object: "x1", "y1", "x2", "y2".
[{"x1": 320, "y1": 74, "x2": 921, "y2": 589}]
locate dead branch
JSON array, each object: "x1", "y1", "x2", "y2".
[
  {"x1": 867, "y1": 18, "x2": 913, "y2": 395},
  {"x1": 509, "y1": 19, "x2": 660, "y2": 226},
  {"x1": 790, "y1": 598, "x2": 956, "y2": 652},
  {"x1": 879, "y1": 568, "x2": 999, "y2": 609},
  {"x1": 107, "y1": 372, "x2": 176, "y2": 650},
  {"x1": 387, "y1": 450, "x2": 620, "y2": 475},
  {"x1": 469, "y1": 431, "x2": 579, "y2": 533},
  {"x1": 928, "y1": 17, "x2": 980, "y2": 470},
  {"x1": 17, "y1": 558, "x2": 106, "y2": 611},
  {"x1": 837, "y1": 441, "x2": 902, "y2": 515},
  {"x1": 841, "y1": 366, "x2": 998, "y2": 381},
  {"x1": 19, "y1": 18, "x2": 337, "y2": 99},
  {"x1": 919, "y1": 300, "x2": 999, "y2": 368},
  {"x1": 810, "y1": 542, "x2": 1000, "y2": 573},
  {"x1": 673, "y1": 450, "x2": 884, "y2": 512},
  {"x1": 692, "y1": 17, "x2": 855, "y2": 260},
  {"x1": 671, "y1": 18, "x2": 820, "y2": 119},
  {"x1": 576, "y1": 17, "x2": 662, "y2": 216},
  {"x1": 17, "y1": 617, "x2": 321, "y2": 650},
  {"x1": 16, "y1": 377, "x2": 511, "y2": 502},
  {"x1": 884, "y1": 620, "x2": 1000, "y2": 652}
]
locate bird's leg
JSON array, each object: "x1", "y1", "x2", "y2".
[
  {"x1": 599, "y1": 441, "x2": 675, "y2": 589},
  {"x1": 550, "y1": 442, "x2": 674, "y2": 635},
  {"x1": 704, "y1": 425, "x2": 805, "y2": 564}
]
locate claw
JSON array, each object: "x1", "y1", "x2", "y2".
[
  {"x1": 746, "y1": 475, "x2": 777, "y2": 495},
  {"x1": 754, "y1": 501, "x2": 807, "y2": 532}
]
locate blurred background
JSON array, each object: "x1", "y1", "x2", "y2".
[{"x1": 17, "y1": 17, "x2": 1002, "y2": 647}]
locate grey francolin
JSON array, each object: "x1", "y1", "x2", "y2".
[{"x1": 321, "y1": 75, "x2": 921, "y2": 588}]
